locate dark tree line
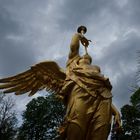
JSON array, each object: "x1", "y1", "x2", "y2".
[
  {"x1": 111, "y1": 88, "x2": 140, "y2": 140},
  {"x1": 111, "y1": 51, "x2": 140, "y2": 140},
  {"x1": 17, "y1": 95, "x2": 65, "y2": 140},
  {"x1": 0, "y1": 89, "x2": 140, "y2": 140},
  {"x1": 120, "y1": 88, "x2": 140, "y2": 140},
  {"x1": 0, "y1": 93, "x2": 65, "y2": 140},
  {"x1": 0, "y1": 87, "x2": 139, "y2": 140}
]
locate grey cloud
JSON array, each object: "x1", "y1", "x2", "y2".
[
  {"x1": 0, "y1": 7, "x2": 21, "y2": 38},
  {"x1": 97, "y1": 0, "x2": 140, "y2": 30},
  {"x1": 100, "y1": 31, "x2": 140, "y2": 72},
  {"x1": 0, "y1": 1, "x2": 41, "y2": 76},
  {"x1": 93, "y1": 31, "x2": 140, "y2": 107},
  {"x1": 57, "y1": 0, "x2": 119, "y2": 31},
  {"x1": 0, "y1": 0, "x2": 140, "y2": 116},
  {"x1": 122, "y1": 0, "x2": 140, "y2": 28},
  {"x1": 0, "y1": 40, "x2": 37, "y2": 76},
  {"x1": 112, "y1": 73, "x2": 134, "y2": 108}
]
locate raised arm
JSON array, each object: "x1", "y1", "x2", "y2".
[
  {"x1": 68, "y1": 33, "x2": 82, "y2": 59},
  {"x1": 68, "y1": 26, "x2": 89, "y2": 59}
]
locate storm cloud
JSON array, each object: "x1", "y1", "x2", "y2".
[{"x1": 0, "y1": 0, "x2": 140, "y2": 115}]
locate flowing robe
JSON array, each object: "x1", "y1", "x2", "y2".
[{"x1": 59, "y1": 56, "x2": 112, "y2": 140}]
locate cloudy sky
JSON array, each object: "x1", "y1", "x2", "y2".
[{"x1": 0, "y1": 0, "x2": 140, "y2": 119}]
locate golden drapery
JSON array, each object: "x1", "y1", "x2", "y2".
[{"x1": 59, "y1": 56, "x2": 112, "y2": 140}]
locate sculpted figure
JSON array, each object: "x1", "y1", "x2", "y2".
[
  {"x1": 59, "y1": 26, "x2": 121, "y2": 140},
  {"x1": 0, "y1": 26, "x2": 121, "y2": 140}
]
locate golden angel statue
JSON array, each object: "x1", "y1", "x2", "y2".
[{"x1": 0, "y1": 26, "x2": 121, "y2": 140}]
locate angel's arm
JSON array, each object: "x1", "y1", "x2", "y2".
[
  {"x1": 68, "y1": 33, "x2": 81, "y2": 59},
  {"x1": 68, "y1": 33, "x2": 89, "y2": 59},
  {"x1": 111, "y1": 103, "x2": 121, "y2": 127}
]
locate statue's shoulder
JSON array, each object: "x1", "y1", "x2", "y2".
[
  {"x1": 66, "y1": 55, "x2": 81, "y2": 68},
  {"x1": 72, "y1": 33, "x2": 83, "y2": 39}
]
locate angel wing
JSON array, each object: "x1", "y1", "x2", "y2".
[{"x1": 0, "y1": 61, "x2": 66, "y2": 96}]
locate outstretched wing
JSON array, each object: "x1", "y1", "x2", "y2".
[{"x1": 0, "y1": 61, "x2": 66, "y2": 96}]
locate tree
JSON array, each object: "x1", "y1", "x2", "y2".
[
  {"x1": 17, "y1": 94, "x2": 65, "y2": 140},
  {"x1": 120, "y1": 88, "x2": 140, "y2": 140},
  {"x1": 0, "y1": 94, "x2": 17, "y2": 140}
]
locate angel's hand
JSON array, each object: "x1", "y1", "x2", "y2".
[
  {"x1": 114, "y1": 113, "x2": 121, "y2": 128},
  {"x1": 81, "y1": 38, "x2": 90, "y2": 47}
]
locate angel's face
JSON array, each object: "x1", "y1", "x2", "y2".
[{"x1": 81, "y1": 29, "x2": 85, "y2": 35}]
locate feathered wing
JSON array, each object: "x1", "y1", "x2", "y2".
[{"x1": 0, "y1": 61, "x2": 66, "y2": 96}]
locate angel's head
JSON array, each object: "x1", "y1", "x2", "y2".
[
  {"x1": 79, "y1": 54, "x2": 92, "y2": 65},
  {"x1": 77, "y1": 25, "x2": 87, "y2": 34}
]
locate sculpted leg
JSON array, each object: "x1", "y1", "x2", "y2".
[
  {"x1": 86, "y1": 98, "x2": 112, "y2": 140},
  {"x1": 89, "y1": 124, "x2": 111, "y2": 140},
  {"x1": 66, "y1": 123, "x2": 83, "y2": 140}
]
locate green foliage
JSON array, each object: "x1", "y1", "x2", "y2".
[
  {"x1": 130, "y1": 88, "x2": 140, "y2": 107},
  {"x1": 120, "y1": 88, "x2": 140, "y2": 140},
  {"x1": 17, "y1": 94, "x2": 65, "y2": 140}
]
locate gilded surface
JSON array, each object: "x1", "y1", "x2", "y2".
[{"x1": 59, "y1": 26, "x2": 121, "y2": 140}]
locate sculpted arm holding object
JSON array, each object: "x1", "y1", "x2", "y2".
[{"x1": 68, "y1": 26, "x2": 90, "y2": 59}]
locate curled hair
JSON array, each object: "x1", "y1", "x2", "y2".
[{"x1": 77, "y1": 26, "x2": 87, "y2": 33}]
